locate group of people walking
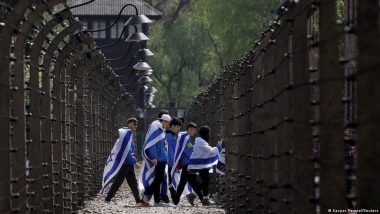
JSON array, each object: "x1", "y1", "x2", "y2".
[{"x1": 101, "y1": 110, "x2": 223, "y2": 207}]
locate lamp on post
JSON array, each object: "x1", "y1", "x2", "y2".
[
  {"x1": 65, "y1": 0, "x2": 158, "y2": 116},
  {"x1": 66, "y1": 2, "x2": 153, "y2": 57},
  {"x1": 61, "y1": 1, "x2": 155, "y2": 66},
  {"x1": 113, "y1": 42, "x2": 155, "y2": 71},
  {"x1": 137, "y1": 48, "x2": 154, "y2": 57},
  {"x1": 136, "y1": 108, "x2": 145, "y2": 119},
  {"x1": 133, "y1": 61, "x2": 152, "y2": 71}
]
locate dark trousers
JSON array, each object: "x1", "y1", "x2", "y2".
[
  {"x1": 168, "y1": 166, "x2": 173, "y2": 185},
  {"x1": 173, "y1": 165, "x2": 203, "y2": 205},
  {"x1": 199, "y1": 169, "x2": 210, "y2": 197},
  {"x1": 144, "y1": 161, "x2": 166, "y2": 203},
  {"x1": 105, "y1": 164, "x2": 140, "y2": 203},
  {"x1": 168, "y1": 166, "x2": 176, "y2": 199}
]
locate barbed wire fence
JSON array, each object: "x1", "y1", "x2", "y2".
[
  {"x1": 186, "y1": 0, "x2": 380, "y2": 213},
  {"x1": 0, "y1": 0, "x2": 136, "y2": 213}
]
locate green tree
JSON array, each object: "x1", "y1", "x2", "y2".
[
  {"x1": 146, "y1": 0, "x2": 281, "y2": 107},
  {"x1": 191, "y1": 0, "x2": 281, "y2": 67},
  {"x1": 149, "y1": 16, "x2": 219, "y2": 107}
]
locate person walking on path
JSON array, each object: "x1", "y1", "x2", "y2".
[
  {"x1": 101, "y1": 118, "x2": 147, "y2": 206},
  {"x1": 165, "y1": 117, "x2": 182, "y2": 202},
  {"x1": 140, "y1": 114, "x2": 171, "y2": 205},
  {"x1": 188, "y1": 125, "x2": 223, "y2": 205},
  {"x1": 171, "y1": 122, "x2": 203, "y2": 206}
]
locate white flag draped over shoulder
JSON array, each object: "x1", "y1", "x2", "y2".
[
  {"x1": 171, "y1": 131, "x2": 192, "y2": 194},
  {"x1": 139, "y1": 120, "x2": 164, "y2": 191},
  {"x1": 100, "y1": 128, "x2": 133, "y2": 193},
  {"x1": 188, "y1": 137, "x2": 220, "y2": 170}
]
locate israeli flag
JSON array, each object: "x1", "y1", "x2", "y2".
[
  {"x1": 171, "y1": 132, "x2": 192, "y2": 194},
  {"x1": 188, "y1": 137, "x2": 220, "y2": 170},
  {"x1": 100, "y1": 128, "x2": 133, "y2": 193},
  {"x1": 139, "y1": 120, "x2": 165, "y2": 191},
  {"x1": 216, "y1": 148, "x2": 225, "y2": 175}
]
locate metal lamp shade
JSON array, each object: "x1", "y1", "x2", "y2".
[
  {"x1": 125, "y1": 32, "x2": 150, "y2": 42},
  {"x1": 133, "y1": 61, "x2": 151, "y2": 71},
  {"x1": 141, "y1": 69, "x2": 153, "y2": 76},
  {"x1": 145, "y1": 86, "x2": 157, "y2": 93},
  {"x1": 137, "y1": 48, "x2": 154, "y2": 57},
  {"x1": 138, "y1": 76, "x2": 153, "y2": 84},
  {"x1": 124, "y1": 14, "x2": 152, "y2": 26}
]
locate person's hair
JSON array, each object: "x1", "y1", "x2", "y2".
[
  {"x1": 186, "y1": 122, "x2": 198, "y2": 130},
  {"x1": 198, "y1": 125, "x2": 210, "y2": 142},
  {"x1": 158, "y1": 109, "x2": 169, "y2": 118},
  {"x1": 127, "y1": 118, "x2": 138, "y2": 124},
  {"x1": 170, "y1": 117, "x2": 182, "y2": 127}
]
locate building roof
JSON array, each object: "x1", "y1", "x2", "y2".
[{"x1": 70, "y1": 0, "x2": 162, "y2": 18}]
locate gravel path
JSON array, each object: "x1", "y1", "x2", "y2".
[{"x1": 78, "y1": 178, "x2": 225, "y2": 214}]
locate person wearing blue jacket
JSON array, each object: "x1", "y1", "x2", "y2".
[
  {"x1": 172, "y1": 122, "x2": 204, "y2": 206},
  {"x1": 142, "y1": 114, "x2": 171, "y2": 205},
  {"x1": 105, "y1": 118, "x2": 147, "y2": 206},
  {"x1": 145, "y1": 123, "x2": 169, "y2": 164},
  {"x1": 165, "y1": 117, "x2": 182, "y2": 203}
]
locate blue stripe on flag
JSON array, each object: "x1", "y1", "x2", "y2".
[
  {"x1": 143, "y1": 170, "x2": 155, "y2": 188},
  {"x1": 174, "y1": 134, "x2": 188, "y2": 161},
  {"x1": 161, "y1": 171, "x2": 168, "y2": 195},
  {"x1": 190, "y1": 154, "x2": 219, "y2": 165},
  {"x1": 144, "y1": 128, "x2": 163, "y2": 148},
  {"x1": 187, "y1": 182, "x2": 193, "y2": 193}
]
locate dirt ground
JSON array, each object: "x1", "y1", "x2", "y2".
[{"x1": 78, "y1": 181, "x2": 226, "y2": 214}]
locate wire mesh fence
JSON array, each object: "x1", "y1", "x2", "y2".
[
  {"x1": 185, "y1": 0, "x2": 380, "y2": 213},
  {"x1": 0, "y1": 0, "x2": 135, "y2": 213},
  {"x1": 1, "y1": 0, "x2": 380, "y2": 213}
]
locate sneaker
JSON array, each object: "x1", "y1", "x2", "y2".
[
  {"x1": 212, "y1": 192, "x2": 221, "y2": 205},
  {"x1": 154, "y1": 202, "x2": 168, "y2": 207},
  {"x1": 138, "y1": 201, "x2": 150, "y2": 207},
  {"x1": 186, "y1": 193, "x2": 196, "y2": 206},
  {"x1": 202, "y1": 196, "x2": 213, "y2": 206},
  {"x1": 142, "y1": 194, "x2": 152, "y2": 203},
  {"x1": 168, "y1": 202, "x2": 178, "y2": 208}
]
